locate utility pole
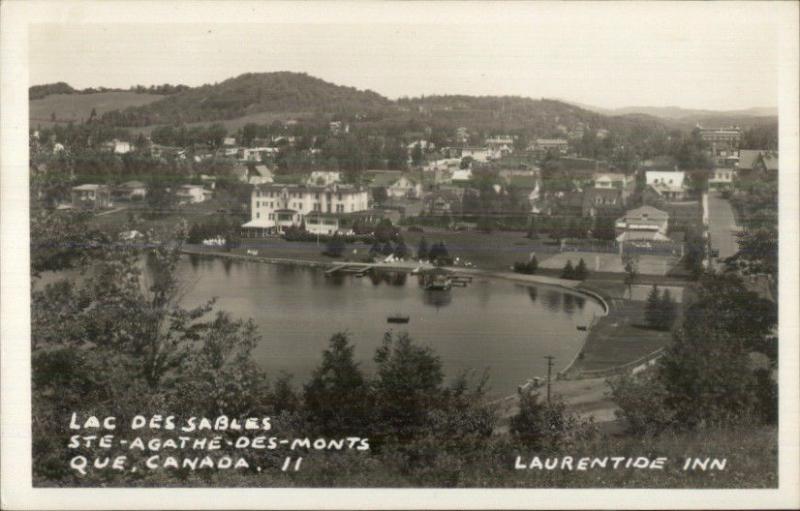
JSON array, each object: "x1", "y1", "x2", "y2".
[{"x1": 544, "y1": 355, "x2": 555, "y2": 404}]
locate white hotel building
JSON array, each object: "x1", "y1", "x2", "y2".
[{"x1": 241, "y1": 183, "x2": 372, "y2": 237}]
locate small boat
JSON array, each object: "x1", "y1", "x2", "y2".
[
  {"x1": 387, "y1": 314, "x2": 410, "y2": 324},
  {"x1": 576, "y1": 325, "x2": 588, "y2": 331}
]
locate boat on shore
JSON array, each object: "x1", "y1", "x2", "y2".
[{"x1": 387, "y1": 314, "x2": 410, "y2": 324}]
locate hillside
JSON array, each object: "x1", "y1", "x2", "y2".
[
  {"x1": 30, "y1": 91, "x2": 164, "y2": 128},
  {"x1": 100, "y1": 72, "x2": 394, "y2": 127},
  {"x1": 394, "y1": 95, "x2": 671, "y2": 138}
]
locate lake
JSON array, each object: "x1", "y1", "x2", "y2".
[{"x1": 179, "y1": 256, "x2": 602, "y2": 397}]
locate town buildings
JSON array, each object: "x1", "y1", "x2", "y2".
[
  {"x1": 114, "y1": 180, "x2": 147, "y2": 201},
  {"x1": 708, "y1": 168, "x2": 735, "y2": 191},
  {"x1": 532, "y1": 138, "x2": 569, "y2": 155},
  {"x1": 242, "y1": 183, "x2": 370, "y2": 236},
  {"x1": 646, "y1": 170, "x2": 689, "y2": 201},
  {"x1": 615, "y1": 205, "x2": 671, "y2": 242},
  {"x1": 367, "y1": 171, "x2": 422, "y2": 199},
  {"x1": 698, "y1": 125, "x2": 741, "y2": 163},
  {"x1": 176, "y1": 184, "x2": 211, "y2": 205},
  {"x1": 737, "y1": 150, "x2": 779, "y2": 182},
  {"x1": 71, "y1": 184, "x2": 112, "y2": 210}
]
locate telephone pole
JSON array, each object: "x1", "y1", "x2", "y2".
[{"x1": 544, "y1": 355, "x2": 555, "y2": 404}]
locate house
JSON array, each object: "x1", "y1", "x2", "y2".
[
  {"x1": 71, "y1": 184, "x2": 112, "y2": 210},
  {"x1": 176, "y1": 185, "x2": 211, "y2": 205},
  {"x1": 223, "y1": 137, "x2": 237, "y2": 147},
  {"x1": 305, "y1": 171, "x2": 342, "y2": 187},
  {"x1": 242, "y1": 183, "x2": 370, "y2": 236},
  {"x1": 582, "y1": 187, "x2": 623, "y2": 217},
  {"x1": 114, "y1": 180, "x2": 147, "y2": 201},
  {"x1": 102, "y1": 139, "x2": 132, "y2": 154},
  {"x1": 646, "y1": 171, "x2": 688, "y2": 201},
  {"x1": 368, "y1": 171, "x2": 422, "y2": 199},
  {"x1": 532, "y1": 138, "x2": 569, "y2": 155},
  {"x1": 423, "y1": 189, "x2": 470, "y2": 216},
  {"x1": 615, "y1": 205, "x2": 670, "y2": 242},
  {"x1": 593, "y1": 172, "x2": 634, "y2": 203},
  {"x1": 248, "y1": 165, "x2": 274, "y2": 185},
  {"x1": 708, "y1": 168, "x2": 735, "y2": 191},
  {"x1": 737, "y1": 150, "x2": 779, "y2": 181},
  {"x1": 451, "y1": 168, "x2": 473, "y2": 183},
  {"x1": 238, "y1": 147, "x2": 278, "y2": 162},
  {"x1": 460, "y1": 147, "x2": 494, "y2": 162}
]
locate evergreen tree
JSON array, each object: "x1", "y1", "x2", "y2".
[
  {"x1": 560, "y1": 260, "x2": 575, "y2": 279},
  {"x1": 394, "y1": 239, "x2": 409, "y2": 259},
  {"x1": 382, "y1": 241, "x2": 394, "y2": 256},
  {"x1": 573, "y1": 258, "x2": 588, "y2": 280},
  {"x1": 660, "y1": 289, "x2": 677, "y2": 330},
  {"x1": 645, "y1": 284, "x2": 662, "y2": 329},
  {"x1": 324, "y1": 234, "x2": 346, "y2": 257},
  {"x1": 417, "y1": 237, "x2": 429, "y2": 260},
  {"x1": 304, "y1": 333, "x2": 370, "y2": 435}
]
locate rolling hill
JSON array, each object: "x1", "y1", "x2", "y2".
[{"x1": 99, "y1": 72, "x2": 394, "y2": 127}]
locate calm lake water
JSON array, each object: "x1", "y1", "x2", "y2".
[{"x1": 178, "y1": 256, "x2": 602, "y2": 397}]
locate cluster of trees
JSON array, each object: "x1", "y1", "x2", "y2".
[
  {"x1": 560, "y1": 259, "x2": 589, "y2": 280},
  {"x1": 187, "y1": 216, "x2": 243, "y2": 249},
  {"x1": 612, "y1": 272, "x2": 777, "y2": 433},
  {"x1": 150, "y1": 123, "x2": 228, "y2": 149},
  {"x1": 513, "y1": 255, "x2": 539, "y2": 275},
  {"x1": 129, "y1": 83, "x2": 191, "y2": 96},
  {"x1": 644, "y1": 285, "x2": 677, "y2": 330},
  {"x1": 416, "y1": 238, "x2": 452, "y2": 264},
  {"x1": 368, "y1": 238, "x2": 410, "y2": 260}
]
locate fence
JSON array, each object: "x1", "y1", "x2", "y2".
[{"x1": 562, "y1": 347, "x2": 667, "y2": 380}]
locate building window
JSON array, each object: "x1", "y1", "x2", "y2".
[{"x1": 256, "y1": 212, "x2": 260, "y2": 219}]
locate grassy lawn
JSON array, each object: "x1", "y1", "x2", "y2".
[
  {"x1": 570, "y1": 278, "x2": 676, "y2": 374},
  {"x1": 399, "y1": 228, "x2": 561, "y2": 271}
]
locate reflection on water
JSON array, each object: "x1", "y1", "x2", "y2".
[
  {"x1": 175, "y1": 257, "x2": 601, "y2": 396},
  {"x1": 563, "y1": 293, "x2": 575, "y2": 316},
  {"x1": 423, "y1": 289, "x2": 452, "y2": 309},
  {"x1": 544, "y1": 289, "x2": 562, "y2": 311}
]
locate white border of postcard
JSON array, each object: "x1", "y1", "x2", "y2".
[{"x1": 2, "y1": 1, "x2": 799, "y2": 509}]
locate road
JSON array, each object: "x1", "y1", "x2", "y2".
[{"x1": 706, "y1": 193, "x2": 740, "y2": 267}]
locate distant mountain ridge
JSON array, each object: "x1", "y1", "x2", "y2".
[{"x1": 565, "y1": 101, "x2": 777, "y2": 121}]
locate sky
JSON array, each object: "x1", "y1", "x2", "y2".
[{"x1": 27, "y1": 3, "x2": 784, "y2": 111}]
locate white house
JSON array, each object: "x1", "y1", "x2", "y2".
[
  {"x1": 103, "y1": 139, "x2": 132, "y2": 154},
  {"x1": 238, "y1": 147, "x2": 279, "y2": 162},
  {"x1": 646, "y1": 171, "x2": 688, "y2": 200},
  {"x1": 305, "y1": 171, "x2": 342, "y2": 187},
  {"x1": 242, "y1": 183, "x2": 370, "y2": 236},
  {"x1": 176, "y1": 185, "x2": 211, "y2": 205},
  {"x1": 451, "y1": 168, "x2": 473, "y2": 183},
  {"x1": 460, "y1": 147, "x2": 493, "y2": 162},
  {"x1": 615, "y1": 205, "x2": 670, "y2": 242},
  {"x1": 708, "y1": 168, "x2": 735, "y2": 191}
]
